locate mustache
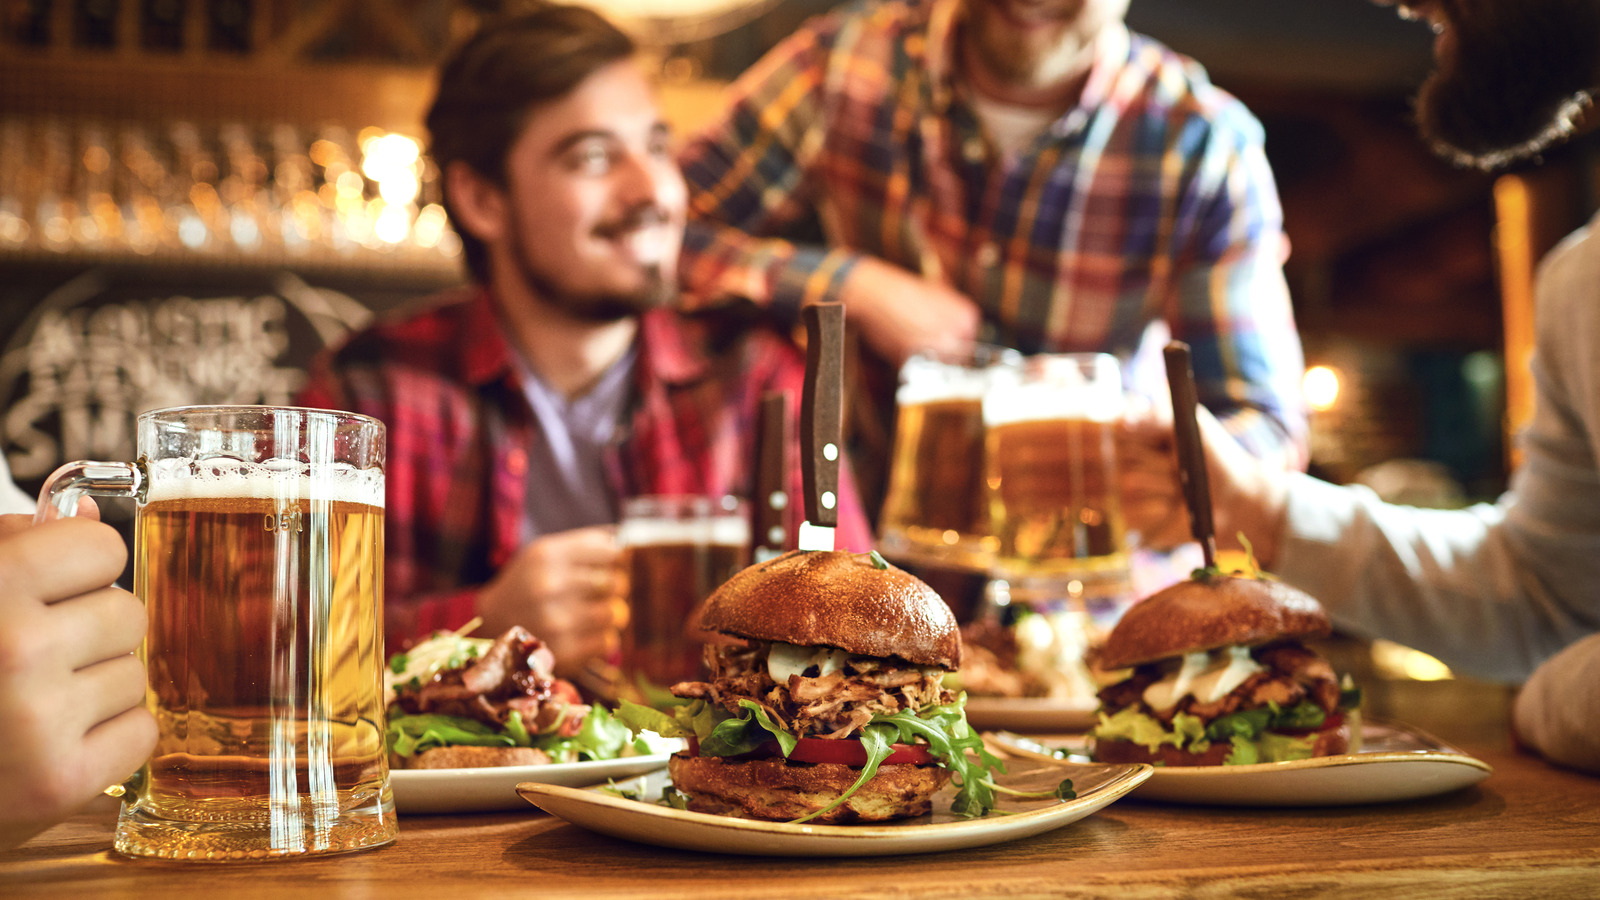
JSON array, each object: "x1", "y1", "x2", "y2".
[{"x1": 593, "y1": 204, "x2": 673, "y2": 239}]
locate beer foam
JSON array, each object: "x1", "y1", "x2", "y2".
[
  {"x1": 896, "y1": 357, "x2": 993, "y2": 406},
  {"x1": 144, "y1": 457, "x2": 386, "y2": 507},
  {"x1": 983, "y1": 360, "x2": 1122, "y2": 425},
  {"x1": 618, "y1": 516, "x2": 750, "y2": 547}
]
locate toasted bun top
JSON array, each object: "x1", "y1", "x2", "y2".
[
  {"x1": 698, "y1": 550, "x2": 961, "y2": 669},
  {"x1": 1098, "y1": 574, "x2": 1330, "y2": 669}
]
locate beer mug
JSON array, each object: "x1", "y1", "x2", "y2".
[
  {"x1": 878, "y1": 344, "x2": 1021, "y2": 571},
  {"x1": 983, "y1": 353, "x2": 1131, "y2": 607},
  {"x1": 616, "y1": 495, "x2": 750, "y2": 690},
  {"x1": 36, "y1": 405, "x2": 394, "y2": 861}
]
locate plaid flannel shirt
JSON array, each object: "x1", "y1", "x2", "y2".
[
  {"x1": 678, "y1": 0, "x2": 1307, "y2": 465},
  {"x1": 295, "y1": 288, "x2": 871, "y2": 651}
]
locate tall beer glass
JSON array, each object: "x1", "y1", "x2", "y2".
[
  {"x1": 36, "y1": 405, "x2": 394, "y2": 861},
  {"x1": 616, "y1": 495, "x2": 750, "y2": 690},
  {"x1": 878, "y1": 345, "x2": 1021, "y2": 571},
  {"x1": 983, "y1": 353, "x2": 1131, "y2": 607}
]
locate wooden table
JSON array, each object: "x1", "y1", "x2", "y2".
[{"x1": 5, "y1": 736, "x2": 1598, "y2": 899}]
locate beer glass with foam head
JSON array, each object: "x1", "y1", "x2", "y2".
[
  {"x1": 616, "y1": 495, "x2": 750, "y2": 690},
  {"x1": 878, "y1": 344, "x2": 1021, "y2": 572},
  {"x1": 983, "y1": 353, "x2": 1131, "y2": 608},
  {"x1": 36, "y1": 405, "x2": 394, "y2": 861}
]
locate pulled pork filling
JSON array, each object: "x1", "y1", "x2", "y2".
[
  {"x1": 391, "y1": 626, "x2": 588, "y2": 737},
  {"x1": 671, "y1": 640, "x2": 954, "y2": 739},
  {"x1": 1096, "y1": 641, "x2": 1340, "y2": 726}
]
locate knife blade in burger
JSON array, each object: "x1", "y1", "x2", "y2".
[
  {"x1": 1092, "y1": 572, "x2": 1363, "y2": 766},
  {"x1": 617, "y1": 549, "x2": 1072, "y2": 822}
]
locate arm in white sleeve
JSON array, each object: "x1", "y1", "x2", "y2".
[{"x1": 1514, "y1": 632, "x2": 1600, "y2": 774}]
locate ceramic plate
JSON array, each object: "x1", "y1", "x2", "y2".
[
  {"x1": 990, "y1": 721, "x2": 1492, "y2": 807},
  {"x1": 963, "y1": 696, "x2": 1099, "y2": 733},
  {"x1": 393, "y1": 736, "x2": 682, "y2": 814},
  {"x1": 517, "y1": 757, "x2": 1150, "y2": 856}
]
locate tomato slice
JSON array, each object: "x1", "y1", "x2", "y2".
[{"x1": 686, "y1": 736, "x2": 935, "y2": 766}]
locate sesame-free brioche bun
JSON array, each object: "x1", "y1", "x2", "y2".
[
  {"x1": 1098, "y1": 574, "x2": 1331, "y2": 670},
  {"x1": 667, "y1": 752, "x2": 952, "y2": 823},
  {"x1": 698, "y1": 549, "x2": 962, "y2": 670}
]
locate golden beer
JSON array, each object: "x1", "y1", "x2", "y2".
[
  {"x1": 121, "y1": 485, "x2": 393, "y2": 859},
  {"x1": 982, "y1": 353, "x2": 1131, "y2": 604},
  {"x1": 24, "y1": 406, "x2": 398, "y2": 860},
  {"x1": 878, "y1": 398, "x2": 994, "y2": 568},
  {"x1": 616, "y1": 496, "x2": 749, "y2": 689},
  {"x1": 878, "y1": 345, "x2": 1019, "y2": 570},
  {"x1": 620, "y1": 539, "x2": 749, "y2": 685},
  {"x1": 986, "y1": 416, "x2": 1127, "y2": 576}
]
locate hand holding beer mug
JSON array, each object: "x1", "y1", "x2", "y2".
[
  {"x1": 878, "y1": 344, "x2": 1021, "y2": 573},
  {"x1": 36, "y1": 406, "x2": 395, "y2": 860},
  {"x1": 615, "y1": 495, "x2": 750, "y2": 693}
]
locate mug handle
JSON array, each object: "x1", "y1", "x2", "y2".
[
  {"x1": 34, "y1": 458, "x2": 148, "y2": 799},
  {"x1": 34, "y1": 458, "x2": 147, "y2": 524}
]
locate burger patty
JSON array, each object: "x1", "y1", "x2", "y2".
[
  {"x1": 671, "y1": 640, "x2": 954, "y2": 739},
  {"x1": 1096, "y1": 641, "x2": 1341, "y2": 726}
]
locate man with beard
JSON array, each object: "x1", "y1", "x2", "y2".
[
  {"x1": 296, "y1": 4, "x2": 871, "y2": 677},
  {"x1": 1140, "y1": 0, "x2": 1600, "y2": 773},
  {"x1": 674, "y1": 0, "x2": 1310, "y2": 527}
]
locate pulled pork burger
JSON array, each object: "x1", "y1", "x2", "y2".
[
  {"x1": 386, "y1": 624, "x2": 639, "y2": 769},
  {"x1": 619, "y1": 549, "x2": 1039, "y2": 823},
  {"x1": 1092, "y1": 573, "x2": 1362, "y2": 767}
]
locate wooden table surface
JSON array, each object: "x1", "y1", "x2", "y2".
[{"x1": 4, "y1": 735, "x2": 1598, "y2": 899}]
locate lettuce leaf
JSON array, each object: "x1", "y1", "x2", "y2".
[
  {"x1": 1094, "y1": 707, "x2": 1211, "y2": 755},
  {"x1": 388, "y1": 705, "x2": 638, "y2": 763}
]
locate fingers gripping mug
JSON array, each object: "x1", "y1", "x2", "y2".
[{"x1": 36, "y1": 405, "x2": 395, "y2": 861}]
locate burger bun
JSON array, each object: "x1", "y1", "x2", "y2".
[
  {"x1": 699, "y1": 550, "x2": 961, "y2": 669},
  {"x1": 1099, "y1": 574, "x2": 1330, "y2": 669}
]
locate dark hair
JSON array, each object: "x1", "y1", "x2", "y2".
[{"x1": 426, "y1": 3, "x2": 637, "y2": 282}]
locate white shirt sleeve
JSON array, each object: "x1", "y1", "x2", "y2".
[
  {"x1": 1514, "y1": 631, "x2": 1600, "y2": 775},
  {"x1": 1269, "y1": 216, "x2": 1600, "y2": 683}
]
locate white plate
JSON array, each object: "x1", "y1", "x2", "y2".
[
  {"x1": 516, "y1": 757, "x2": 1151, "y2": 857},
  {"x1": 991, "y1": 721, "x2": 1492, "y2": 807},
  {"x1": 963, "y1": 696, "x2": 1099, "y2": 733},
  {"x1": 392, "y1": 737, "x2": 683, "y2": 814}
]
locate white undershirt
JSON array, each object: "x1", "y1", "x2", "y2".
[{"x1": 968, "y1": 93, "x2": 1062, "y2": 161}]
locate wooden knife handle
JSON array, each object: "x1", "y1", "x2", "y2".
[
  {"x1": 752, "y1": 390, "x2": 791, "y2": 559},
  {"x1": 1163, "y1": 341, "x2": 1217, "y2": 569},
  {"x1": 800, "y1": 302, "x2": 844, "y2": 529}
]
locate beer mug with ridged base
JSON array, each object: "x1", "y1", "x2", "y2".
[{"x1": 36, "y1": 405, "x2": 395, "y2": 861}]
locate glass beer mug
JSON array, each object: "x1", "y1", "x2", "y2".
[
  {"x1": 877, "y1": 344, "x2": 1021, "y2": 571},
  {"x1": 36, "y1": 405, "x2": 395, "y2": 861},
  {"x1": 983, "y1": 353, "x2": 1132, "y2": 608}
]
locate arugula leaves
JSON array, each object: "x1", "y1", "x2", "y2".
[
  {"x1": 617, "y1": 696, "x2": 1072, "y2": 820},
  {"x1": 387, "y1": 704, "x2": 642, "y2": 763}
]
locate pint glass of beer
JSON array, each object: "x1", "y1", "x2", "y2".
[
  {"x1": 35, "y1": 405, "x2": 394, "y2": 861},
  {"x1": 983, "y1": 353, "x2": 1131, "y2": 607},
  {"x1": 878, "y1": 344, "x2": 1021, "y2": 571},
  {"x1": 616, "y1": 495, "x2": 750, "y2": 689}
]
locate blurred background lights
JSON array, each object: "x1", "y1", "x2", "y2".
[{"x1": 1303, "y1": 365, "x2": 1341, "y2": 412}]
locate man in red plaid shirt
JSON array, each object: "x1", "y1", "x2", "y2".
[{"x1": 296, "y1": 5, "x2": 870, "y2": 675}]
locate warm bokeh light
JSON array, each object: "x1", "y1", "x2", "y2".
[
  {"x1": 1303, "y1": 365, "x2": 1341, "y2": 412},
  {"x1": 1371, "y1": 639, "x2": 1454, "y2": 681}
]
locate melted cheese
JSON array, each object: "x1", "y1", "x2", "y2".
[
  {"x1": 767, "y1": 642, "x2": 849, "y2": 682},
  {"x1": 1141, "y1": 646, "x2": 1264, "y2": 711}
]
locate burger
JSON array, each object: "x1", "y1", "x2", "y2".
[
  {"x1": 386, "y1": 623, "x2": 639, "y2": 769},
  {"x1": 617, "y1": 549, "x2": 1030, "y2": 823},
  {"x1": 1091, "y1": 572, "x2": 1362, "y2": 767}
]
